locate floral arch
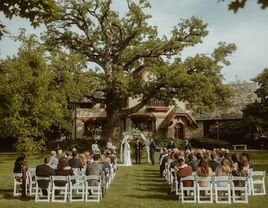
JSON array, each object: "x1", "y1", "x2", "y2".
[{"x1": 120, "y1": 128, "x2": 151, "y2": 164}]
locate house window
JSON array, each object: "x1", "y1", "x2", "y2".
[
  {"x1": 100, "y1": 103, "x2": 106, "y2": 109},
  {"x1": 175, "y1": 123, "x2": 185, "y2": 139},
  {"x1": 147, "y1": 98, "x2": 168, "y2": 106},
  {"x1": 132, "y1": 119, "x2": 156, "y2": 132},
  {"x1": 83, "y1": 121, "x2": 106, "y2": 138}
]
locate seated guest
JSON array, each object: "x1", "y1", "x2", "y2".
[
  {"x1": 79, "y1": 153, "x2": 87, "y2": 169},
  {"x1": 215, "y1": 158, "x2": 231, "y2": 176},
  {"x1": 196, "y1": 158, "x2": 212, "y2": 188},
  {"x1": 231, "y1": 153, "x2": 239, "y2": 171},
  {"x1": 159, "y1": 149, "x2": 168, "y2": 177},
  {"x1": 215, "y1": 158, "x2": 232, "y2": 187},
  {"x1": 68, "y1": 151, "x2": 82, "y2": 169},
  {"x1": 85, "y1": 154, "x2": 104, "y2": 186},
  {"x1": 232, "y1": 160, "x2": 248, "y2": 190},
  {"x1": 84, "y1": 151, "x2": 93, "y2": 163},
  {"x1": 108, "y1": 150, "x2": 117, "y2": 171},
  {"x1": 50, "y1": 151, "x2": 58, "y2": 169},
  {"x1": 91, "y1": 140, "x2": 100, "y2": 154},
  {"x1": 210, "y1": 151, "x2": 220, "y2": 172},
  {"x1": 55, "y1": 158, "x2": 74, "y2": 194},
  {"x1": 13, "y1": 156, "x2": 28, "y2": 185},
  {"x1": 170, "y1": 152, "x2": 180, "y2": 170},
  {"x1": 176, "y1": 157, "x2": 193, "y2": 188},
  {"x1": 36, "y1": 157, "x2": 55, "y2": 195},
  {"x1": 240, "y1": 152, "x2": 253, "y2": 170},
  {"x1": 56, "y1": 149, "x2": 63, "y2": 160},
  {"x1": 188, "y1": 153, "x2": 199, "y2": 172},
  {"x1": 215, "y1": 150, "x2": 224, "y2": 164},
  {"x1": 100, "y1": 155, "x2": 111, "y2": 189},
  {"x1": 65, "y1": 151, "x2": 72, "y2": 160},
  {"x1": 13, "y1": 156, "x2": 28, "y2": 173}
]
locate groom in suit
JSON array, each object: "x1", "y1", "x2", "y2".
[{"x1": 134, "y1": 138, "x2": 143, "y2": 164}]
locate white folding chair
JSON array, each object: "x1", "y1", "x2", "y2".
[
  {"x1": 180, "y1": 175, "x2": 196, "y2": 203},
  {"x1": 13, "y1": 173, "x2": 24, "y2": 196},
  {"x1": 251, "y1": 171, "x2": 266, "y2": 195},
  {"x1": 27, "y1": 168, "x2": 36, "y2": 195},
  {"x1": 72, "y1": 168, "x2": 80, "y2": 175},
  {"x1": 231, "y1": 176, "x2": 248, "y2": 203},
  {"x1": 35, "y1": 176, "x2": 51, "y2": 202},
  {"x1": 247, "y1": 168, "x2": 253, "y2": 195},
  {"x1": 84, "y1": 175, "x2": 102, "y2": 202},
  {"x1": 214, "y1": 176, "x2": 231, "y2": 204},
  {"x1": 196, "y1": 176, "x2": 213, "y2": 203},
  {"x1": 169, "y1": 168, "x2": 176, "y2": 192},
  {"x1": 69, "y1": 175, "x2": 85, "y2": 202},
  {"x1": 78, "y1": 168, "x2": 86, "y2": 176},
  {"x1": 51, "y1": 175, "x2": 69, "y2": 202},
  {"x1": 105, "y1": 168, "x2": 111, "y2": 189},
  {"x1": 174, "y1": 172, "x2": 180, "y2": 195}
]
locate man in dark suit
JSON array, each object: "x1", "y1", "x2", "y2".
[
  {"x1": 134, "y1": 138, "x2": 144, "y2": 164},
  {"x1": 68, "y1": 151, "x2": 82, "y2": 169},
  {"x1": 185, "y1": 139, "x2": 192, "y2": 151},
  {"x1": 167, "y1": 139, "x2": 176, "y2": 149},
  {"x1": 85, "y1": 154, "x2": 104, "y2": 186},
  {"x1": 149, "y1": 138, "x2": 157, "y2": 165},
  {"x1": 36, "y1": 157, "x2": 55, "y2": 195}
]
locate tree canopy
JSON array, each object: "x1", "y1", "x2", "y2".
[
  {"x1": 0, "y1": 0, "x2": 58, "y2": 38},
  {"x1": 0, "y1": 31, "x2": 92, "y2": 156},
  {"x1": 42, "y1": 0, "x2": 236, "y2": 140},
  {"x1": 243, "y1": 68, "x2": 268, "y2": 137},
  {"x1": 221, "y1": 0, "x2": 268, "y2": 13}
]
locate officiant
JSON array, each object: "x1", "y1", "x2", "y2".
[{"x1": 134, "y1": 137, "x2": 144, "y2": 164}]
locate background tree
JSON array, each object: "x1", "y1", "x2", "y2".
[
  {"x1": 43, "y1": 0, "x2": 236, "y2": 142},
  {"x1": 220, "y1": 0, "x2": 268, "y2": 13},
  {"x1": 0, "y1": 32, "x2": 92, "y2": 156},
  {"x1": 0, "y1": 0, "x2": 58, "y2": 38},
  {"x1": 243, "y1": 68, "x2": 268, "y2": 138}
]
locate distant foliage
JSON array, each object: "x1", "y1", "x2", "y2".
[
  {"x1": 243, "y1": 68, "x2": 268, "y2": 138},
  {"x1": 221, "y1": 0, "x2": 268, "y2": 13},
  {"x1": 0, "y1": 0, "x2": 58, "y2": 38}
]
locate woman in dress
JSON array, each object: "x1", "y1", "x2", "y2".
[
  {"x1": 123, "y1": 139, "x2": 132, "y2": 166},
  {"x1": 196, "y1": 158, "x2": 213, "y2": 189},
  {"x1": 91, "y1": 139, "x2": 99, "y2": 154},
  {"x1": 215, "y1": 158, "x2": 232, "y2": 187}
]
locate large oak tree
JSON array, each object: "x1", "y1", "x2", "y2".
[{"x1": 43, "y1": 0, "x2": 236, "y2": 141}]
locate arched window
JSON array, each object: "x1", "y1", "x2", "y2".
[{"x1": 175, "y1": 123, "x2": 185, "y2": 140}]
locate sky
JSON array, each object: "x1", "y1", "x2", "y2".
[{"x1": 0, "y1": 0, "x2": 268, "y2": 83}]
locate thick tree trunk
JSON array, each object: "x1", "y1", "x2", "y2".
[{"x1": 106, "y1": 113, "x2": 122, "y2": 144}]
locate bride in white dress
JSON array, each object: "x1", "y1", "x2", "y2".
[{"x1": 123, "y1": 138, "x2": 132, "y2": 166}]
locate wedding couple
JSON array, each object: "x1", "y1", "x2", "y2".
[{"x1": 122, "y1": 136, "x2": 156, "y2": 166}]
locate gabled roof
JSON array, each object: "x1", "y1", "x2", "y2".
[{"x1": 159, "y1": 107, "x2": 198, "y2": 129}]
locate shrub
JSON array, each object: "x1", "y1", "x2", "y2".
[
  {"x1": 48, "y1": 138, "x2": 107, "y2": 152},
  {"x1": 155, "y1": 138, "x2": 184, "y2": 149},
  {"x1": 190, "y1": 137, "x2": 231, "y2": 150}
]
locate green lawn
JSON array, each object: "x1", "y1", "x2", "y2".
[{"x1": 0, "y1": 151, "x2": 267, "y2": 208}]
